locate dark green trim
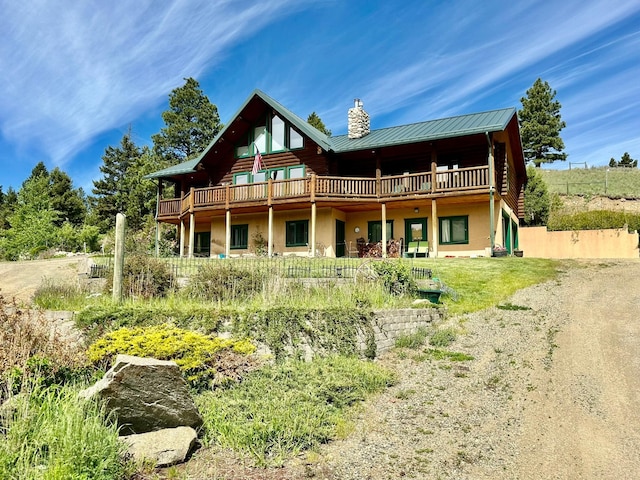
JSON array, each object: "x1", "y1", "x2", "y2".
[
  {"x1": 439, "y1": 215, "x2": 468, "y2": 245},
  {"x1": 286, "y1": 220, "x2": 309, "y2": 247}
]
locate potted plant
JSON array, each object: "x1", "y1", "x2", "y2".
[{"x1": 492, "y1": 245, "x2": 508, "y2": 257}]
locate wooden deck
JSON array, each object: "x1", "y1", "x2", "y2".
[{"x1": 158, "y1": 166, "x2": 490, "y2": 219}]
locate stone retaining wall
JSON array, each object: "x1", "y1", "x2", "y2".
[{"x1": 368, "y1": 308, "x2": 442, "y2": 355}]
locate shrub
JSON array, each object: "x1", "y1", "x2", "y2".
[
  {"x1": 106, "y1": 254, "x2": 175, "y2": 299},
  {"x1": 547, "y1": 210, "x2": 640, "y2": 232},
  {"x1": 87, "y1": 324, "x2": 257, "y2": 390},
  {"x1": 0, "y1": 295, "x2": 87, "y2": 400},
  {"x1": 370, "y1": 260, "x2": 416, "y2": 296},
  {"x1": 183, "y1": 262, "x2": 265, "y2": 301}
]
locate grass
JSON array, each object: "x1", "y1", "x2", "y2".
[
  {"x1": 36, "y1": 257, "x2": 559, "y2": 325},
  {"x1": 196, "y1": 356, "x2": 396, "y2": 466},
  {"x1": 0, "y1": 380, "x2": 127, "y2": 479},
  {"x1": 539, "y1": 166, "x2": 640, "y2": 199}
]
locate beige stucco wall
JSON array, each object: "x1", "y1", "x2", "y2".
[
  {"x1": 520, "y1": 227, "x2": 639, "y2": 259},
  {"x1": 185, "y1": 199, "x2": 506, "y2": 258}
]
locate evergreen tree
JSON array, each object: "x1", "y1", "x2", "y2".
[
  {"x1": 307, "y1": 112, "x2": 332, "y2": 136},
  {"x1": 91, "y1": 134, "x2": 157, "y2": 232},
  {"x1": 92, "y1": 134, "x2": 140, "y2": 232},
  {"x1": 519, "y1": 78, "x2": 567, "y2": 167},
  {"x1": 609, "y1": 152, "x2": 638, "y2": 168},
  {"x1": 0, "y1": 187, "x2": 17, "y2": 230},
  {"x1": 49, "y1": 167, "x2": 87, "y2": 226},
  {"x1": 523, "y1": 165, "x2": 550, "y2": 226},
  {"x1": 152, "y1": 77, "x2": 222, "y2": 165}
]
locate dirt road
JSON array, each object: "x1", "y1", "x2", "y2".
[
  {"x1": 0, "y1": 256, "x2": 84, "y2": 304},
  {"x1": 513, "y1": 261, "x2": 640, "y2": 479}
]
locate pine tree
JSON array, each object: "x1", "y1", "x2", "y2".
[
  {"x1": 519, "y1": 78, "x2": 567, "y2": 167},
  {"x1": 307, "y1": 112, "x2": 332, "y2": 136},
  {"x1": 92, "y1": 134, "x2": 141, "y2": 232},
  {"x1": 152, "y1": 77, "x2": 222, "y2": 165}
]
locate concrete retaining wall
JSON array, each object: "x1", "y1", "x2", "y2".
[{"x1": 519, "y1": 226, "x2": 639, "y2": 259}]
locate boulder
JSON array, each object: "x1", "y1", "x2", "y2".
[
  {"x1": 79, "y1": 354, "x2": 203, "y2": 435},
  {"x1": 121, "y1": 426, "x2": 198, "y2": 467}
]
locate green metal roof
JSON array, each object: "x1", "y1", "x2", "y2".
[
  {"x1": 145, "y1": 157, "x2": 200, "y2": 179},
  {"x1": 146, "y1": 91, "x2": 517, "y2": 180},
  {"x1": 328, "y1": 107, "x2": 517, "y2": 153}
]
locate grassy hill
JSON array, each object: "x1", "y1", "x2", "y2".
[{"x1": 539, "y1": 166, "x2": 640, "y2": 199}]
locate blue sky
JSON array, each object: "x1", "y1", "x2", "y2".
[{"x1": 1, "y1": 0, "x2": 639, "y2": 193}]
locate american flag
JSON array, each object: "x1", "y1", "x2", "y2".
[{"x1": 252, "y1": 143, "x2": 264, "y2": 175}]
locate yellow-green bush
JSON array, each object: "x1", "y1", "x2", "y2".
[{"x1": 87, "y1": 324, "x2": 256, "y2": 390}]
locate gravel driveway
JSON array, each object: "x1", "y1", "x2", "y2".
[{"x1": 178, "y1": 259, "x2": 640, "y2": 479}]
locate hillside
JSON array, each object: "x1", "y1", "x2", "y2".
[{"x1": 539, "y1": 166, "x2": 640, "y2": 199}]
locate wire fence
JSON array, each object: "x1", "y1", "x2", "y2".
[{"x1": 91, "y1": 255, "x2": 433, "y2": 281}]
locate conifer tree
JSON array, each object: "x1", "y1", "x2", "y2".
[
  {"x1": 152, "y1": 77, "x2": 222, "y2": 165},
  {"x1": 307, "y1": 112, "x2": 332, "y2": 136},
  {"x1": 519, "y1": 78, "x2": 567, "y2": 167}
]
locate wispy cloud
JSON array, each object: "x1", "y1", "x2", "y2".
[{"x1": 0, "y1": 0, "x2": 305, "y2": 168}]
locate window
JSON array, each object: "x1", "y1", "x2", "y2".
[
  {"x1": 287, "y1": 165, "x2": 305, "y2": 179},
  {"x1": 286, "y1": 220, "x2": 309, "y2": 247},
  {"x1": 231, "y1": 224, "x2": 249, "y2": 249},
  {"x1": 271, "y1": 114, "x2": 285, "y2": 152},
  {"x1": 233, "y1": 165, "x2": 305, "y2": 184},
  {"x1": 439, "y1": 216, "x2": 468, "y2": 244},
  {"x1": 289, "y1": 127, "x2": 303, "y2": 149},
  {"x1": 233, "y1": 172, "x2": 250, "y2": 184},
  {"x1": 368, "y1": 220, "x2": 394, "y2": 243},
  {"x1": 235, "y1": 115, "x2": 304, "y2": 157},
  {"x1": 194, "y1": 232, "x2": 211, "y2": 256}
]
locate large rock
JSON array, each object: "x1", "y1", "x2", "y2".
[
  {"x1": 121, "y1": 426, "x2": 198, "y2": 467},
  {"x1": 79, "y1": 354, "x2": 203, "y2": 435}
]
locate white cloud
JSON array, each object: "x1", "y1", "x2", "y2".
[{"x1": 0, "y1": 0, "x2": 304, "y2": 167}]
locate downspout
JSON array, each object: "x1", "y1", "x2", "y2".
[{"x1": 486, "y1": 132, "x2": 495, "y2": 252}]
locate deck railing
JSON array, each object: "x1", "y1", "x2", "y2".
[{"x1": 157, "y1": 166, "x2": 489, "y2": 217}]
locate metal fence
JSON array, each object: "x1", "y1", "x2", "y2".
[{"x1": 90, "y1": 255, "x2": 432, "y2": 281}]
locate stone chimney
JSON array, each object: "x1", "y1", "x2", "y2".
[{"x1": 348, "y1": 99, "x2": 370, "y2": 139}]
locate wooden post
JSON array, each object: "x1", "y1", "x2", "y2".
[
  {"x1": 310, "y1": 202, "x2": 317, "y2": 257},
  {"x1": 112, "y1": 213, "x2": 126, "y2": 303},
  {"x1": 431, "y1": 149, "x2": 437, "y2": 193},
  {"x1": 431, "y1": 199, "x2": 438, "y2": 258},
  {"x1": 179, "y1": 219, "x2": 185, "y2": 257},
  {"x1": 376, "y1": 155, "x2": 381, "y2": 197},
  {"x1": 268, "y1": 206, "x2": 274, "y2": 257},
  {"x1": 225, "y1": 210, "x2": 231, "y2": 258},
  {"x1": 189, "y1": 212, "x2": 195, "y2": 259}
]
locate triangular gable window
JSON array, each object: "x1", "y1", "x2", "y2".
[{"x1": 235, "y1": 113, "x2": 304, "y2": 157}]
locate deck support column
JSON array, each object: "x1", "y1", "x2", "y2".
[
  {"x1": 225, "y1": 210, "x2": 231, "y2": 258},
  {"x1": 381, "y1": 202, "x2": 387, "y2": 258},
  {"x1": 188, "y1": 212, "x2": 195, "y2": 259},
  {"x1": 310, "y1": 202, "x2": 317, "y2": 257},
  {"x1": 179, "y1": 219, "x2": 185, "y2": 257},
  {"x1": 486, "y1": 133, "x2": 496, "y2": 251},
  {"x1": 268, "y1": 206, "x2": 274, "y2": 257},
  {"x1": 431, "y1": 199, "x2": 438, "y2": 258}
]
